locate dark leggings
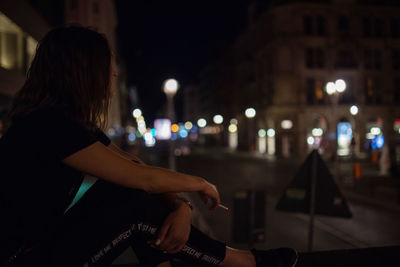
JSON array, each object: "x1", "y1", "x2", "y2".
[{"x1": 12, "y1": 180, "x2": 226, "y2": 267}]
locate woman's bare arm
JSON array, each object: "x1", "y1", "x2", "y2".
[
  {"x1": 107, "y1": 144, "x2": 184, "y2": 204},
  {"x1": 108, "y1": 143, "x2": 145, "y2": 164},
  {"x1": 61, "y1": 141, "x2": 220, "y2": 204}
]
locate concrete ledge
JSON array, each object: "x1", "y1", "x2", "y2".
[{"x1": 297, "y1": 246, "x2": 400, "y2": 267}]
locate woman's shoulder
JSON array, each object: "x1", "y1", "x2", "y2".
[{"x1": 14, "y1": 107, "x2": 70, "y2": 124}]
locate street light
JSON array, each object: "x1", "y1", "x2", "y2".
[
  {"x1": 213, "y1": 114, "x2": 224, "y2": 124},
  {"x1": 132, "y1": 108, "x2": 142, "y2": 119},
  {"x1": 325, "y1": 79, "x2": 346, "y2": 180},
  {"x1": 163, "y1": 78, "x2": 179, "y2": 170},
  {"x1": 197, "y1": 118, "x2": 207, "y2": 128},
  {"x1": 163, "y1": 79, "x2": 179, "y2": 96},
  {"x1": 245, "y1": 107, "x2": 256, "y2": 151},
  {"x1": 245, "y1": 108, "x2": 256, "y2": 118},
  {"x1": 325, "y1": 79, "x2": 346, "y2": 96},
  {"x1": 350, "y1": 105, "x2": 359, "y2": 116}
]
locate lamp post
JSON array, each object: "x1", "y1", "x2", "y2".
[
  {"x1": 163, "y1": 78, "x2": 179, "y2": 170},
  {"x1": 213, "y1": 114, "x2": 224, "y2": 146},
  {"x1": 245, "y1": 108, "x2": 256, "y2": 152},
  {"x1": 326, "y1": 79, "x2": 346, "y2": 180}
]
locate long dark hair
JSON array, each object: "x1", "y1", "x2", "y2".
[{"x1": 9, "y1": 25, "x2": 112, "y2": 131}]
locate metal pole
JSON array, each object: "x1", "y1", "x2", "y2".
[
  {"x1": 308, "y1": 149, "x2": 318, "y2": 252},
  {"x1": 248, "y1": 118, "x2": 255, "y2": 152},
  {"x1": 334, "y1": 94, "x2": 340, "y2": 182},
  {"x1": 167, "y1": 95, "x2": 176, "y2": 171},
  {"x1": 249, "y1": 189, "x2": 255, "y2": 248}
]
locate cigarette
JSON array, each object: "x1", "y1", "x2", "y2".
[{"x1": 218, "y1": 203, "x2": 229, "y2": 211}]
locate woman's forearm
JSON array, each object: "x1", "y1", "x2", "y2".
[
  {"x1": 106, "y1": 143, "x2": 204, "y2": 194},
  {"x1": 108, "y1": 143, "x2": 145, "y2": 164},
  {"x1": 142, "y1": 166, "x2": 206, "y2": 194},
  {"x1": 63, "y1": 141, "x2": 206, "y2": 194}
]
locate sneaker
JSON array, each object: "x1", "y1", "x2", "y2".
[{"x1": 251, "y1": 248, "x2": 298, "y2": 267}]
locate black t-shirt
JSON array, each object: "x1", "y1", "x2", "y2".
[{"x1": 0, "y1": 108, "x2": 110, "y2": 254}]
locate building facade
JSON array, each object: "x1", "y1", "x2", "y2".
[
  {"x1": 0, "y1": 0, "x2": 50, "y2": 135},
  {"x1": 187, "y1": 0, "x2": 400, "y2": 163}
]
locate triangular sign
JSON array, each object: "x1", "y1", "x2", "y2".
[{"x1": 276, "y1": 150, "x2": 352, "y2": 218}]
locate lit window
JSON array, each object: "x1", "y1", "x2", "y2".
[
  {"x1": 0, "y1": 12, "x2": 36, "y2": 73},
  {"x1": 365, "y1": 77, "x2": 381, "y2": 105}
]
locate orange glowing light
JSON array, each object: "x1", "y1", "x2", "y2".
[{"x1": 171, "y1": 124, "x2": 179, "y2": 133}]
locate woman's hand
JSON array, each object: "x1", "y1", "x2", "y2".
[
  {"x1": 199, "y1": 180, "x2": 220, "y2": 210},
  {"x1": 152, "y1": 202, "x2": 192, "y2": 254}
]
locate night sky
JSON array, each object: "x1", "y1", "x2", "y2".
[{"x1": 115, "y1": 0, "x2": 250, "y2": 123}]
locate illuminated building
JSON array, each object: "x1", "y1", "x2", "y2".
[
  {"x1": 187, "y1": 0, "x2": 400, "y2": 160},
  {"x1": 0, "y1": 0, "x2": 50, "y2": 134}
]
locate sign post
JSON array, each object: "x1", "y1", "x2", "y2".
[
  {"x1": 276, "y1": 149, "x2": 352, "y2": 251},
  {"x1": 308, "y1": 150, "x2": 317, "y2": 251}
]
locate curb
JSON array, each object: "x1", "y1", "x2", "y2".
[{"x1": 341, "y1": 188, "x2": 400, "y2": 213}]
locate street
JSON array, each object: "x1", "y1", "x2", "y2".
[
  {"x1": 112, "y1": 146, "x2": 400, "y2": 265},
  {"x1": 161, "y1": 148, "x2": 400, "y2": 252}
]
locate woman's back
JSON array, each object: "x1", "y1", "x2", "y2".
[{"x1": 0, "y1": 108, "x2": 101, "y2": 256}]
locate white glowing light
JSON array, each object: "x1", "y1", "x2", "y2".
[
  {"x1": 335, "y1": 79, "x2": 346, "y2": 93},
  {"x1": 326, "y1": 82, "x2": 336, "y2": 95},
  {"x1": 268, "y1": 136, "x2": 275, "y2": 155},
  {"x1": 184, "y1": 121, "x2": 193, "y2": 130},
  {"x1": 366, "y1": 133, "x2": 375, "y2": 139},
  {"x1": 350, "y1": 105, "x2": 359, "y2": 115},
  {"x1": 267, "y1": 128, "x2": 275, "y2": 137},
  {"x1": 154, "y1": 119, "x2": 171, "y2": 140},
  {"x1": 144, "y1": 132, "x2": 156, "y2": 147},
  {"x1": 228, "y1": 124, "x2": 237, "y2": 133},
  {"x1": 312, "y1": 128, "x2": 323, "y2": 137},
  {"x1": 281, "y1": 120, "x2": 293, "y2": 129},
  {"x1": 307, "y1": 136, "x2": 315, "y2": 145},
  {"x1": 245, "y1": 108, "x2": 256, "y2": 118},
  {"x1": 132, "y1": 108, "x2": 142, "y2": 118},
  {"x1": 197, "y1": 118, "x2": 207, "y2": 128},
  {"x1": 338, "y1": 136, "x2": 349, "y2": 147},
  {"x1": 213, "y1": 114, "x2": 224, "y2": 124},
  {"x1": 258, "y1": 129, "x2": 266, "y2": 138},
  {"x1": 398, "y1": 128, "x2": 400, "y2": 134},
  {"x1": 163, "y1": 79, "x2": 179, "y2": 95},
  {"x1": 258, "y1": 135, "x2": 266, "y2": 154},
  {"x1": 370, "y1": 127, "x2": 381, "y2": 135}
]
